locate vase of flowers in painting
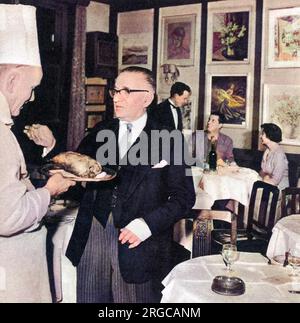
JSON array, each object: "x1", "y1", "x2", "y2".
[{"x1": 220, "y1": 22, "x2": 247, "y2": 60}]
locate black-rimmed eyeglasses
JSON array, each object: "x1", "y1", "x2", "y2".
[{"x1": 109, "y1": 87, "x2": 149, "y2": 99}]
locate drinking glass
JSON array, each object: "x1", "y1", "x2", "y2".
[
  {"x1": 288, "y1": 250, "x2": 300, "y2": 277},
  {"x1": 222, "y1": 244, "x2": 239, "y2": 272}
]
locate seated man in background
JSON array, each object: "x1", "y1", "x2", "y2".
[
  {"x1": 259, "y1": 123, "x2": 289, "y2": 191},
  {"x1": 205, "y1": 111, "x2": 235, "y2": 165}
]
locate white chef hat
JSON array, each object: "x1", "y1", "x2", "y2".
[{"x1": 0, "y1": 4, "x2": 41, "y2": 67}]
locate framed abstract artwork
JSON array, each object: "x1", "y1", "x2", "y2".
[
  {"x1": 268, "y1": 7, "x2": 300, "y2": 68},
  {"x1": 206, "y1": 74, "x2": 249, "y2": 128},
  {"x1": 207, "y1": 9, "x2": 250, "y2": 64},
  {"x1": 161, "y1": 14, "x2": 196, "y2": 66},
  {"x1": 263, "y1": 84, "x2": 300, "y2": 145}
]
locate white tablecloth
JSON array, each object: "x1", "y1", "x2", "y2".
[
  {"x1": 46, "y1": 203, "x2": 77, "y2": 303},
  {"x1": 267, "y1": 214, "x2": 300, "y2": 259},
  {"x1": 161, "y1": 252, "x2": 300, "y2": 303},
  {"x1": 192, "y1": 166, "x2": 260, "y2": 210}
]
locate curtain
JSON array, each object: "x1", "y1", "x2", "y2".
[{"x1": 67, "y1": 5, "x2": 86, "y2": 151}]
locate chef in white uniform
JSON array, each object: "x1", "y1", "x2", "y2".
[{"x1": 0, "y1": 4, "x2": 75, "y2": 302}]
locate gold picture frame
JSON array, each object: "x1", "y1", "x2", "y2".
[{"x1": 85, "y1": 85, "x2": 105, "y2": 105}]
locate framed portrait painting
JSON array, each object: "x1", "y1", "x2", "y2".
[
  {"x1": 161, "y1": 14, "x2": 196, "y2": 66},
  {"x1": 263, "y1": 84, "x2": 300, "y2": 145},
  {"x1": 207, "y1": 10, "x2": 250, "y2": 63},
  {"x1": 268, "y1": 7, "x2": 300, "y2": 68},
  {"x1": 207, "y1": 74, "x2": 249, "y2": 128}
]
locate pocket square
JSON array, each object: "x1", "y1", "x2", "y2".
[{"x1": 152, "y1": 160, "x2": 168, "y2": 168}]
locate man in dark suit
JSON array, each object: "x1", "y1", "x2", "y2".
[
  {"x1": 150, "y1": 82, "x2": 191, "y2": 131},
  {"x1": 66, "y1": 66, "x2": 195, "y2": 303}
]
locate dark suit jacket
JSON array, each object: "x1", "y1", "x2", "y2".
[
  {"x1": 149, "y1": 99, "x2": 182, "y2": 131},
  {"x1": 66, "y1": 115, "x2": 195, "y2": 283}
]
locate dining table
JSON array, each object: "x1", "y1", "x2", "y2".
[
  {"x1": 190, "y1": 166, "x2": 260, "y2": 257},
  {"x1": 267, "y1": 214, "x2": 300, "y2": 260},
  {"x1": 161, "y1": 252, "x2": 300, "y2": 303}
]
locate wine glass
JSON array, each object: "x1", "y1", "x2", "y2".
[
  {"x1": 222, "y1": 244, "x2": 239, "y2": 272},
  {"x1": 288, "y1": 250, "x2": 300, "y2": 277}
]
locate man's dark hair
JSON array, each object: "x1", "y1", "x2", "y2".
[
  {"x1": 170, "y1": 82, "x2": 191, "y2": 97},
  {"x1": 172, "y1": 26, "x2": 185, "y2": 39},
  {"x1": 120, "y1": 66, "x2": 156, "y2": 90},
  {"x1": 210, "y1": 111, "x2": 226, "y2": 124},
  {"x1": 261, "y1": 123, "x2": 282, "y2": 143}
]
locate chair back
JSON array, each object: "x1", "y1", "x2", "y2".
[
  {"x1": 247, "y1": 181, "x2": 279, "y2": 237},
  {"x1": 281, "y1": 187, "x2": 300, "y2": 217}
]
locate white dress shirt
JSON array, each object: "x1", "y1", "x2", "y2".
[
  {"x1": 118, "y1": 113, "x2": 152, "y2": 241},
  {"x1": 168, "y1": 99, "x2": 179, "y2": 129}
]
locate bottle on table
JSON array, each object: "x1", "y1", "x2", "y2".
[{"x1": 208, "y1": 140, "x2": 217, "y2": 171}]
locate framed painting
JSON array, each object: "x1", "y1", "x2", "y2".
[
  {"x1": 118, "y1": 33, "x2": 152, "y2": 70},
  {"x1": 161, "y1": 14, "x2": 196, "y2": 66},
  {"x1": 85, "y1": 85, "x2": 105, "y2": 105},
  {"x1": 208, "y1": 10, "x2": 250, "y2": 63},
  {"x1": 180, "y1": 96, "x2": 197, "y2": 131},
  {"x1": 268, "y1": 7, "x2": 300, "y2": 68},
  {"x1": 263, "y1": 84, "x2": 300, "y2": 145},
  {"x1": 207, "y1": 74, "x2": 249, "y2": 128},
  {"x1": 87, "y1": 113, "x2": 103, "y2": 129}
]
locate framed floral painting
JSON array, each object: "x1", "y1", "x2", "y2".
[
  {"x1": 207, "y1": 9, "x2": 250, "y2": 63},
  {"x1": 161, "y1": 14, "x2": 196, "y2": 66},
  {"x1": 263, "y1": 84, "x2": 300, "y2": 145},
  {"x1": 206, "y1": 74, "x2": 249, "y2": 128},
  {"x1": 268, "y1": 7, "x2": 300, "y2": 68}
]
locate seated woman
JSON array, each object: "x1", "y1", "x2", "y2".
[{"x1": 260, "y1": 123, "x2": 289, "y2": 191}]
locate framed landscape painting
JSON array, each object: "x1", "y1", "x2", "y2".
[
  {"x1": 161, "y1": 14, "x2": 196, "y2": 66},
  {"x1": 208, "y1": 10, "x2": 250, "y2": 63},
  {"x1": 118, "y1": 33, "x2": 152, "y2": 70},
  {"x1": 263, "y1": 84, "x2": 300, "y2": 145},
  {"x1": 207, "y1": 74, "x2": 248, "y2": 128},
  {"x1": 268, "y1": 7, "x2": 300, "y2": 68}
]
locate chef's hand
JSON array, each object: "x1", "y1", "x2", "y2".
[
  {"x1": 44, "y1": 173, "x2": 76, "y2": 197},
  {"x1": 24, "y1": 124, "x2": 56, "y2": 151},
  {"x1": 119, "y1": 228, "x2": 142, "y2": 249}
]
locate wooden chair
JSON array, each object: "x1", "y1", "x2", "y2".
[
  {"x1": 192, "y1": 201, "x2": 245, "y2": 258},
  {"x1": 212, "y1": 181, "x2": 280, "y2": 255},
  {"x1": 281, "y1": 187, "x2": 300, "y2": 217}
]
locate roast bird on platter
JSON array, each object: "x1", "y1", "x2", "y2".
[{"x1": 42, "y1": 152, "x2": 116, "y2": 182}]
